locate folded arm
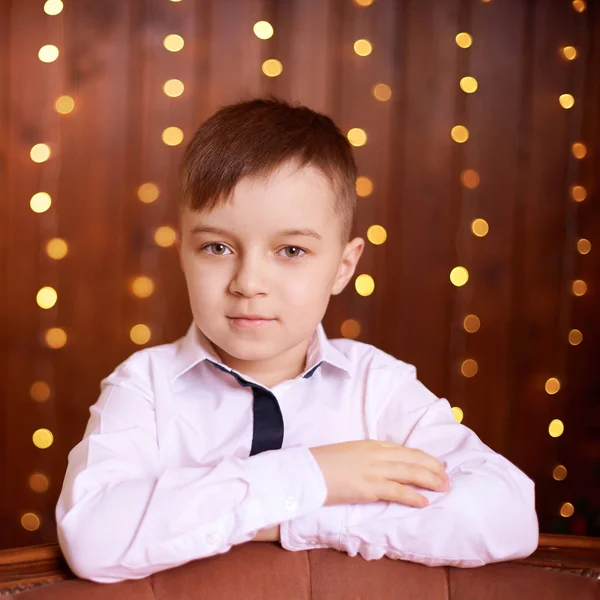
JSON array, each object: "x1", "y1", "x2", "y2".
[{"x1": 280, "y1": 365, "x2": 539, "y2": 567}]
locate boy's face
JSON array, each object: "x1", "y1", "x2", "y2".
[{"x1": 177, "y1": 161, "x2": 364, "y2": 378}]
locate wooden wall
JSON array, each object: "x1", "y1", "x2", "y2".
[{"x1": 1, "y1": 0, "x2": 599, "y2": 550}]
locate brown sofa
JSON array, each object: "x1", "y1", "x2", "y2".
[{"x1": 1, "y1": 535, "x2": 599, "y2": 599}]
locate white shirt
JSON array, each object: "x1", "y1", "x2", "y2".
[{"x1": 56, "y1": 321, "x2": 539, "y2": 583}]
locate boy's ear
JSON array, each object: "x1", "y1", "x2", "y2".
[{"x1": 331, "y1": 237, "x2": 365, "y2": 296}]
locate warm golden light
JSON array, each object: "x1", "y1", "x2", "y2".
[
  {"x1": 572, "y1": 279, "x2": 587, "y2": 296},
  {"x1": 253, "y1": 21, "x2": 274, "y2": 40},
  {"x1": 451, "y1": 407, "x2": 464, "y2": 423},
  {"x1": 55, "y1": 95, "x2": 75, "y2": 114},
  {"x1": 355, "y1": 274, "x2": 375, "y2": 296},
  {"x1": 45, "y1": 327, "x2": 67, "y2": 349},
  {"x1": 46, "y1": 238, "x2": 68, "y2": 260},
  {"x1": 30, "y1": 382, "x2": 51, "y2": 403},
  {"x1": 162, "y1": 126, "x2": 184, "y2": 146},
  {"x1": 461, "y1": 359, "x2": 478, "y2": 378},
  {"x1": 164, "y1": 34, "x2": 184, "y2": 52},
  {"x1": 30, "y1": 192, "x2": 52, "y2": 213},
  {"x1": 131, "y1": 276, "x2": 155, "y2": 298},
  {"x1": 154, "y1": 226, "x2": 177, "y2": 247},
  {"x1": 471, "y1": 218, "x2": 489, "y2": 237},
  {"x1": 562, "y1": 46, "x2": 577, "y2": 60},
  {"x1": 347, "y1": 128, "x2": 367, "y2": 147},
  {"x1": 560, "y1": 502, "x2": 574, "y2": 517},
  {"x1": 559, "y1": 94, "x2": 575, "y2": 109},
  {"x1": 138, "y1": 182, "x2": 160, "y2": 204},
  {"x1": 36, "y1": 286, "x2": 58, "y2": 310},
  {"x1": 29, "y1": 473, "x2": 50, "y2": 493},
  {"x1": 451, "y1": 125, "x2": 469, "y2": 143},
  {"x1": 38, "y1": 45, "x2": 59, "y2": 63},
  {"x1": 577, "y1": 238, "x2": 591, "y2": 255},
  {"x1": 30, "y1": 143, "x2": 51, "y2": 163},
  {"x1": 21, "y1": 513, "x2": 41, "y2": 532},
  {"x1": 572, "y1": 142, "x2": 587, "y2": 159},
  {"x1": 549, "y1": 419, "x2": 564, "y2": 438},
  {"x1": 571, "y1": 185, "x2": 587, "y2": 202},
  {"x1": 354, "y1": 0, "x2": 374, "y2": 5},
  {"x1": 455, "y1": 32, "x2": 473, "y2": 49},
  {"x1": 367, "y1": 225, "x2": 387, "y2": 245},
  {"x1": 44, "y1": 0, "x2": 63, "y2": 15},
  {"x1": 372, "y1": 83, "x2": 392, "y2": 102},
  {"x1": 354, "y1": 39, "x2": 373, "y2": 56},
  {"x1": 262, "y1": 59, "x2": 283, "y2": 77},
  {"x1": 463, "y1": 314, "x2": 481, "y2": 333},
  {"x1": 553, "y1": 465, "x2": 567, "y2": 481},
  {"x1": 568, "y1": 329, "x2": 583, "y2": 346},
  {"x1": 460, "y1": 76, "x2": 478, "y2": 93},
  {"x1": 341, "y1": 319, "x2": 361, "y2": 339},
  {"x1": 163, "y1": 79, "x2": 184, "y2": 97},
  {"x1": 572, "y1": 0, "x2": 586, "y2": 12},
  {"x1": 461, "y1": 169, "x2": 480, "y2": 189},
  {"x1": 450, "y1": 266, "x2": 469, "y2": 287},
  {"x1": 545, "y1": 377, "x2": 560, "y2": 395},
  {"x1": 356, "y1": 176, "x2": 373, "y2": 197},
  {"x1": 130, "y1": 324, "x2": 151, "y2": 345},
  {"x1": 33, "y1": 428, "x2": 54, "y2": 449}
]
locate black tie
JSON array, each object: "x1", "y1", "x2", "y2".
[{"x1": 209, "y1": 361, "x2": 323, "y2": 456}]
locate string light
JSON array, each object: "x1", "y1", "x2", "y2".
[
  {"x1": 451, "y1": 125, "x2": 469, "y2": 143},
  {"x1": 138, "y1": 182, "x2": 160, "y2": 203},
  {"x1": 463, "y1": 314, "x2": 481, "y2": 333},
  {"x1": 163, "y1": 34, "x2": 184, "y2": 52},
  {"x1": 340, "y1": 319, "x2": 361, "y2": 339},
  {"x1": 30, "y1": 144, "x2": 51, "y2": 163},
  {"x1": 30, "y1": 382, "x2": 51, "y2": 403},
  {"x1": 43, "y1": 0, "x2": 63, "y2": 15},
  {"x1": 131, "y1": 276, "x2": 155, "y2": 299},
  {"x1": 461, "y1": 169, "x2": 480, "y2": 189},
  {"x1": 572, "y1": 0, "x2": 586, "y2": 13},
  {"x1": 561, "y1": 46, "x2": 577, "y2": 61},
  {"x1": 568, "y1": 329, "x2": 583, "y2": 346},
  {"x1": 55, "y1": 95, "x2": 74, "y2": 114},
  {"x1": 372, "y1": 83, "x2": 392, "y2": 102},
  {"x1": 46, "y1": 238, "x2": 68, "y2": 259},
  {"x1": 559, "y1": 94, "x2": 575, "y2": 109},
  {"x1": 576, "y1": 238, "x2": 591, "y2": 254},
  {"x1": 154, "y1": 226, "x2": 177, "y2": 248},
  {"x1": 553, "y1": 465, "x2": 567, "y2": 481},
  {"x1": 471, "y1": 219, "x2": 489, "y2": 237},
  {"x1": 32, "y1": 428, "x2": 54, "y2": 449},
  {"x1": 356, "y1": 176, "x2": 373, "y2": 197},
  {"x1": 44, "y1": 328, "x2": 67, "y2": 349},
  {"x1": 545, "y1": 377, "x2": 561, "y2": 395},
  {"x1": 262, "y1": 59, "x2": 283, "y2": 77},
  {"x1": 253, "y1": 21, "x2": 274, "y2": 40},
  {"x1": 366, "y1": 225, "x2": 387, "y2": 245},
  {"x1": 347, "y1": 128, "x2": 367, "y2": 147},
  {"x1": 353, "y1": 39, "x2": 373, "y2": 57},
  {"x1": 354, "y1": 0, "x2": 374, "y2": 6},
  {"x1": 130, "y1": 324, "x2": 152, "y2": 345},
  {"x1": 570, "y1": 185, "x2": 587, "y2": 202},
  {"x1": 549, "y1": 419, "x2": 565, "y2": 438},
  {"x1": 38, "y1": 45, "x2": 59, "y2": 63},
  {"x1": 459, "y1": 76, "x2": 478, "y2": 93},
  {"x1": 450, "y1": 266, "x2": 469, "y2": 287},
  {"x1": 571, "y1": 142, "x2": 587, "y2": 158},
  {"x1": 355, "y1": 274, "x2": 375, "y2": 296},
  {"x1": 163, "y1": 79, "x2": 184, "y2": 98},
  {"x1": 30, "y1": 192, "x2": 52, "y2": 213},
  {"x1": 29, "y1": 473, "x2": 50, "y2": 493},
  {"x1": 572, "y1": 279, "x2": 587, "y2": 296},
  {"x1": 451, "y1": 407, "x2": 464, "y2": 423},
  {"x1": 36, "y1": 286, "x2": 58, "y2": 310},
  {"x1": 455, "y1": 33, "x2": 472, "y2": 49},
  {"x1": 461, "y1": 359, "x2": 478, "y2": 378},
  {"x1": 161, "y1": 126, "x2": 184, "y2": 146},
  {"x1": 21, "y1": 513, "x2": 41, "y2": 532},
  {"x1": 560, "y1": 502, "x2": 575, "y2": 517}
]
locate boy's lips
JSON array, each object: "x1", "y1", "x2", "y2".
[{"x1": 227, "y1": 316, "x2": 276, "y2": 329}]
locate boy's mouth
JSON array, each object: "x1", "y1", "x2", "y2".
[{"x1": 227, "y1": 315, "x2": 277, "y2": 329}]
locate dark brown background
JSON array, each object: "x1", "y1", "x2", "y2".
[{"x1": 1, "y1": 0, "x2": 599, "y2": 551}]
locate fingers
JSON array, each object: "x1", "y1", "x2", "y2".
[
  {"x1": 379, "y1": 442, "x2": 447, "y2": 479},
  {"x1": 377, "y1": 481, "x2": 430, "y2": 508}
]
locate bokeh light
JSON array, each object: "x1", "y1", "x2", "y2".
[
  {"x1": 354, "y1": 39, "x2": 373, "y2": 56},
  {"x1": 455, "y1": 33, "x2": 473, "y2": 48},
  {"x1": 347, "y1": 128, "x2": 367, "y2": 147},
  {"x1": 549, "y1": 419, "x2": 565, "y2": 438},
  {"x1": 372, "y1": 83, "x2": 392, "y2": 102},
  {"x1": 32, "y1": 428, "x2": 54, "y2": 449},
  {"x1": 30, "y1": 144, "x2": 51, "y2": 163},
  {"x1": 355, "y1": 274, "x2": 375, "y2": 296},
  {"x1": 130, "y1": 324, "x2": 151, "y2": 345},
  {"x1": 545, "y1": 377, "x2": 560, "y2": 395},
  {"x1": 450, "y1": 266, "x2": 469, "y2": 287},
  {"x1": 30, "y1": 192, "x2": 52, "y2": 213},
  {"x1": 163, "y1": 79, "x2": 184, "y2": 97},
  {"x1": 55, "y1": 95, "x2": 75, "y2": 114},
  {"x1": 44, "y1": 0, "x2": 63, "y2": 15},
  {"x1": 471, "y1": 218, "x2": 489, "y2": 237},
  {"x1": 559, "y1": 94, "x2": 575, "y2": 109},
  {"x1": 162, "y1": 127, "x2": 184, "y2": 146},
  {"x1": 154, "y1": 226, "x2": 177, "y2": 247},
  {"x1": 253, "y1": 21, "x2": 274, "y2": 40},
  {"x1": 568, "y1": 329, "x2": 583, "y2": 346},
  {"x1": 451, "y1": 407, "x2": 464, "y2": 423},
  {"x1": 138, "y1": 182, "x2": 160, "y2": 204},
  {"x1": 340, "y1": 319, "x2": 361, "y2": 339},
  {"x1": 262, "y1": 59, "x2": 283, "y2": 77},
  {"x1": 38, "y1": 45, "x2": 59, "y2": 63},
  {"x1": 45, "y1": 327, "x2": 67, "y2": 349},
  {"x1": 463, "y1": 314, "x2": 481, "y2": 333},
  {"x1": 451, "y1": 125, "x2": 469, "y2": 143},
  {"x1": 356, "y1": 176, "x2": 373, "y2": 197},
  {"x1": 367, "y1": 225, "x2": 387, "y2": 245},
  {"x1": 460, "y1": 76, "x2": 478, "y2": 93},
  {"x1": 36, "y1": 286, "x2": 58, "y2": 310},
  {"x1": 164, "y1": 34, "x2": 184, "y2": 52},
  {"x1": 46, "y1": 238, "x2": 68, "y2": 260}
]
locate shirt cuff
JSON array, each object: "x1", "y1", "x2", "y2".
[{"x1": 280, "y1": 503, "x2": 347, "y2": 552}]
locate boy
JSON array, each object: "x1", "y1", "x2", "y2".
[{"x1": 56, "y1": 97, "x2": 538, "y2": 584}]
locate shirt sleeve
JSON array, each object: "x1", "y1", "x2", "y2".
[
  {"x1": 280, "y1": 363, "x2": 539, "y2": 567},
  {"x1": 55, "y1": 363, "x2": 328, "y2": 584}
]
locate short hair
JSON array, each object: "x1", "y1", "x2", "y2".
[{"x1": 179, "y1": 96, "x2": 357, "y2": 241}]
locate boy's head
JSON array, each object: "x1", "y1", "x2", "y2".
[{"x1": 176, "y1": 97, "x2": 365, "y2": 381}]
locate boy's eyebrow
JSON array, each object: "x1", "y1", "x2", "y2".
[{"x1": 190, "y1": 225, "x2": 323, "y2": 240}]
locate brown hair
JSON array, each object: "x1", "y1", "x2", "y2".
[{"x1": 179, "y1": 96, "x2": 357, "y2": 241}]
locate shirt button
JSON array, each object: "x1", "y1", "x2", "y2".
[
  {"x1": 284, "y1": 497, "x2": 298, "y2": 512},
  {"x1": 308, "y1": 539, "x2": 319, "y2": 545},
  {"x1": 205, "y1": 533, "x2": 219, "y2": 545}
]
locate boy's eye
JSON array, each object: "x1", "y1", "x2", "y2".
[
  {"x1": 202, "y1": 243, "x2": 231, "y2": 256},
  {"x1": 279, "y1": 246, "x2": 306, "y2": 259}
]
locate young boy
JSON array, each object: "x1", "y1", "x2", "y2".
[{"x1": 56, "y1": 97, "x2": 538, "y2": 584}]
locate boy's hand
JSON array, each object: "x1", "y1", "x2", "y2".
[
  {"x1": 251, "y1": 525, "x2": 280, "y2": 542},
  {"x1": 309, "y1": 440, "x2": 449, "y2": 508}
]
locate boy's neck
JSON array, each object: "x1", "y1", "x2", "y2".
[{"x1": 213, "y1": 337, "x2": 311, "y2": 390}]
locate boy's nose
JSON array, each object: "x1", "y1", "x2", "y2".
[{"x1": 228, "y1": 258, "x2": 268, "y2": 297}]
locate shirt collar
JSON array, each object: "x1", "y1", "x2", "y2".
[{"x1": 171, "y1": 321, "x2": 352, "y2": 384}]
